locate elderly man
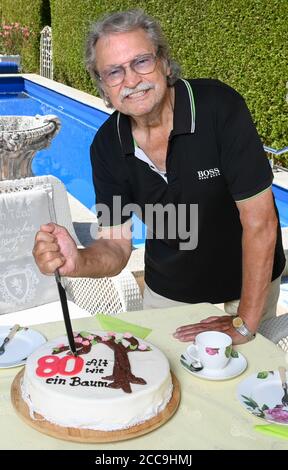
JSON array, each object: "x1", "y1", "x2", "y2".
[{"x1": 33, "y1": 9, "x2": 285, "y2": 344}]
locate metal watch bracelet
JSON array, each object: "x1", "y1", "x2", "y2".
[{"x1": 232, "y1": 317, "x2": 256, "y2": 340}]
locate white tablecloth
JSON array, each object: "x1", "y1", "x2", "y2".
[{"x1": 1, "y1": 302, "x2": 288, "y2": 450}]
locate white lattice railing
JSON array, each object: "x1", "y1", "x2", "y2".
[{"x1": 40, "y1": 26, "x2": 53, "y2": 79}]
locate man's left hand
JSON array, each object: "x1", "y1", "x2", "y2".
[{"x1": 173, "y1": 315, "x2": 250, "y2": 344}]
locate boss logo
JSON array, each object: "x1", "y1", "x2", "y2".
[{"x1": 197, "y1": 168, "x2": 221, "y2": 180}]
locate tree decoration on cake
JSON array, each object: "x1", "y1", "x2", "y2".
[{"x1": 52, "y1": 331, "x2": 151, "y2": 393}]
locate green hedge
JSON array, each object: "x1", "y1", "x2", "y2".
[
  {"x1": 0, "y1": 0, "x2": 50, "y2": 72},
  {"x1": 50, "y1": 0, "x2": 141, "y2": 94},
  {"x1": 2, "y1": 0, "x2": 288, "y2": 163},
  {"x1": 50, "y1": 0, "x2": 288, "y2": 161}
]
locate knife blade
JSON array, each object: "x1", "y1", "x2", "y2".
[
  {"x1": 278, "y1": 366, "x2": 288, "y2": 406},
  {"x1": 55, "y1": 271, "x2": 77, "y2": 356}
]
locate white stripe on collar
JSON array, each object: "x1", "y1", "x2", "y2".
[{"x1": 181, "y1": 79, "x2": 196, "y2": 133}]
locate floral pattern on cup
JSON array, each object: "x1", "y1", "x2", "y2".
[
  {"x1": 205, "y1": 347, "x2": 219, "y2": 356},
  {"x1": 188, "y1": 331, "x2": 233, "y2": 370},
  {"x1": 225, "y1": 345, "x2": 232, "y2": 358}
]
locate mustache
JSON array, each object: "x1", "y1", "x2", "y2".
[{"x1": 120, "y1": 82, "x2": 155, "y2": 101}]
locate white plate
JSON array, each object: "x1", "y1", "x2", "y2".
[
  {"x1": 181, "y1": 349, "x2": 247, "y2": 381},
  {"x1": 237, "y1": 370, "x2": 288, "y2": 425},
  {"x1": 0, "y1": 326, "x2": 46, "y2": 368}
]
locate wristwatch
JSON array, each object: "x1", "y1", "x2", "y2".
[{"x1": 232, "y1": 316, "x2": 256, "y2": 340}]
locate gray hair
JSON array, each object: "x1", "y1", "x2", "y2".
[{"x1": 85, "y1": 9, "x2": 181, "y2": 107}]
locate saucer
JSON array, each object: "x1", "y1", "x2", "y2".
[
  {"x1": 180, "y1": 350, "x2": 247, "y2": 381},
  {"x1": 237, "y1": 370, "x2": 288, "y2": 425}
]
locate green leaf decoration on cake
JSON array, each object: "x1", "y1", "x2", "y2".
[
  {"x1": 231, "y1": 349, "x2": 239, "y2": 358},
  {"x1": 115, "y1": 338, "x2": 123, "y2": 344},
  {"x1": 257, "y1": 371, "x2": 269, "y2": 379},
  {"x1": 79, "y1": 331, "x2": 91, "y2": 338},
  {"x1": 129, "y1": 344, "x2": 138, "y2": 350},
  {"x1": 91, "y1": 339, "x2": 98, "y2": 345},
  {"x1": 53, "y1": 348, "x2": 60, "y2": 353}
]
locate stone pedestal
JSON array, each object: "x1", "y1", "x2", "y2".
[{"x1": 0, "y1": 115, "x2": 61, "y2": 180}]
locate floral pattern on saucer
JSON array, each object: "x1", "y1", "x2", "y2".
[{"x1": 237, "y1": 370, "x2": 288, "y2": 425}]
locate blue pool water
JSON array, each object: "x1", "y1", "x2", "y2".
[
  {"x1": 0, "y1": 77, "x2": 146, "y2": 246},
  {"x1": 272, "y1": 184, "x2": 288, "y2": 227},
  {"x1": 0, "y1": 77, "x2": 287, "y2": 242}
]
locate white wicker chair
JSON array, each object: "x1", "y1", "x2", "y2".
[
  {"x1": 0, "y1": 175, "x2": 143, "y2": 316},
  {"x1": 258, "y1": 313, "x2": 288, "y2": 352}
]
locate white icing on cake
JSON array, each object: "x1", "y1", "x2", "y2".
[{"x1": 22, "y1": 330, "x2": 173, "y2": 431}]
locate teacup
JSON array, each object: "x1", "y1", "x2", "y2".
[{"x1": 187, "y1": 331, "x2": 232, "y2": 371}]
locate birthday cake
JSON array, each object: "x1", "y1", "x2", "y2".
[{"x1": 21, "y1": 330, "x2": 173, "y2": 431}]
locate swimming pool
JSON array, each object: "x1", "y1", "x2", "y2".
[
  {"x1": 0, "y1": 76, "x2": 106, "y2": 210},
  {"x1": 272, "y1": 183, "x2": 288, "y2": 227},
  {"x1": 0, "y1": 75, "x2": 146, "y2": 245},
  {"x1": 0, "y1": 75, "x2": 287, "y2": 239}
]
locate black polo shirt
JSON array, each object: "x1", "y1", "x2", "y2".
[{"x1": 90, "y1": 78, "x2": 285, "y2": 303}]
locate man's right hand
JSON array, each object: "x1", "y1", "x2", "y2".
[{"x1": 33, "y1": 223, "x2": 79, "y2": 277}]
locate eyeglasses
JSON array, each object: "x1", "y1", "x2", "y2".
[{"x1": 97, "y1": 52, "x2": 159, "y2": 87}]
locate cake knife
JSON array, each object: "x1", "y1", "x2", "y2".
[
  {"x1": 55, "y1": 270, "x2": 77, "y2": 356},
  {"x1": 0, "y1": 324, "x2": 20, "y2": 355},
  {"x1": 47, "y1": 190, "x2": 77, "y2": 356}
]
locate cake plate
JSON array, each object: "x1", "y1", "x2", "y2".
[{"x1": 11, "y1": 369, "x2": 180, "y2": 443}]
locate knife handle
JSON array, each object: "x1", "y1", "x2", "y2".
[
  {"x1": 278, "y1": 366, "x2": 287, "y2": 385},
  {"x1": 7, "y1": 324, "x2": 21, "y2": 341}
]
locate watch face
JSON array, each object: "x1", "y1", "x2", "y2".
[{"x1": 232, "y1": 316, "x2": 244, "y2": 328}]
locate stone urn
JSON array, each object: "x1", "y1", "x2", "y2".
[{"x1": 0, "y1": 114, "x2": 61, "y2": 180}]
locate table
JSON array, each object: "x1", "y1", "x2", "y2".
[{"x1": 1, "y1": 302, "x2": 288, "y2": 450}]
